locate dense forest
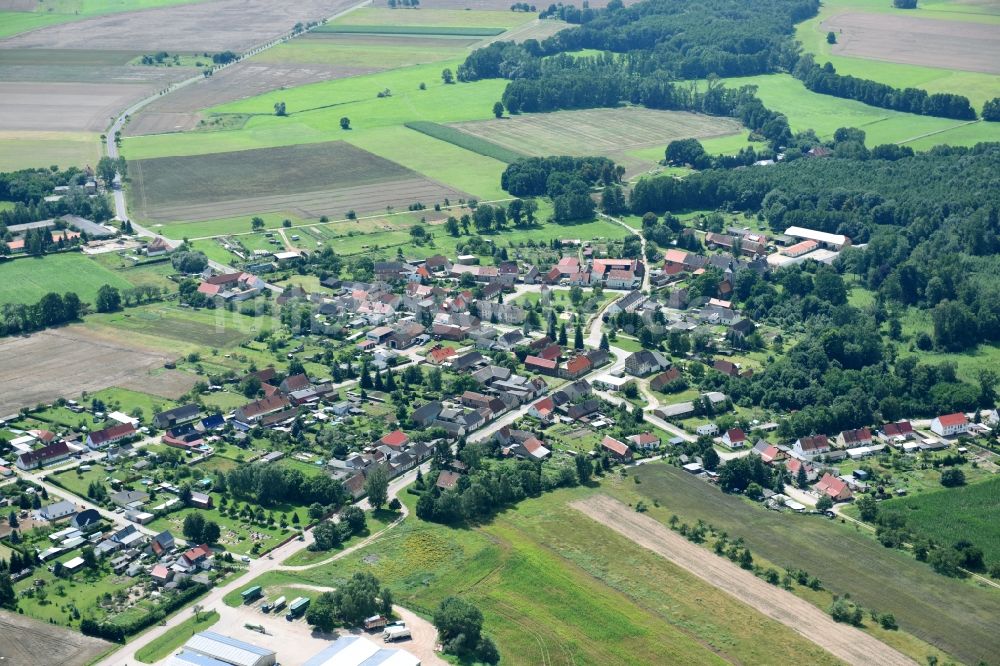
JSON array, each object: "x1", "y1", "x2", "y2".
[{"x1": 459, "y1": 0, "x2": 973, "y2": 122}]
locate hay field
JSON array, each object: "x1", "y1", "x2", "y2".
[
  {"x1": 0, "y1": 130, "x2": 100, "y2": 170},
  {"x1": 0, "y1": 252, "x2": 134, "y2": 304},
  {"x1": 824, "y1": 12, "x2": 1000, "y2": 75},
  {"x1": 128, "y1": 141, "x2": 469, "y2": 222}
]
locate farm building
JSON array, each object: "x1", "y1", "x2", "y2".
[
  {"x1": 15, "y1": 441, "x2": 71, "y2": 470},
  {"x1": 181, "y1": 631, "x2": 276, "y2": 666},
  {"x1": 304, "y1": 635, "x2": 420, "y2": 666},
  {"x1": 784, "y1": 226, "x2": 851, "y2": 250}
]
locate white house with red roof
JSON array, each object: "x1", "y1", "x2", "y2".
[
  {"x1": 721, "y1": 428, "x2": 747, "y2": 449},
  {"x1": 793, "y1": 435, "x2": 830, "y2": 458},
  {"x1": 878, "y1": 421, "x2": 914, "y2": 443},
  {"x1": 628, "y1": 432, "x2": 660, "y2": 450},
  {"x1": 930, "y1": 413, "x2": 969, "y2": 437},
  {"x1": 528, "y1": 396, "x2": 555, "y2": 423},
  {"x1": 15, "y1": 441, "x2": 71, "y2": 470},
  {"x1": 785, "y1": 457, "x2": 817, "y2": 482},
  {"x1": 86, "y1": 422, "x2": 136, "y2": 450}
]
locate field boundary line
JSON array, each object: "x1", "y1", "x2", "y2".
[{"x1": 897, "y1": 119, "x2": 981, "y2": 146}]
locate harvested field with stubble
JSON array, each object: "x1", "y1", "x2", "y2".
[
  {"x1": 0, "y1": 611, "x2": 111, "y2": 666},
  {"x1": 450, "y1": 108, "x2": 743, "y2": 174},
  {"x1": 824, "y1": 12, "x2": 1000, "y2": 75},
  {"x1": 575, "y1": 495, "x2": 915, "y2": 666},
  {"x1": 0, "y1": 326, "x2": 173, "y2": 415},
  {"x1": 129, "y1": 141, "x2": 469, "y2": 222},
  {"x1": 0, "y1": 0, "x2": 358, "y2": 51}
]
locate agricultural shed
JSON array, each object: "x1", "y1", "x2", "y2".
[{"x1": 183, "y1": 631, "x2": 275, "y2": 666}]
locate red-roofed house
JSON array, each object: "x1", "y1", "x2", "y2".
[
  {"x1": 628, "y1": 432, "x2": 660, "y2": 450},
  {"x1": 786, "y1": 458, "x2": 817, "y2": 482},
  {"x1": 379, "y1": 430, "x2": 409, "y2": 450},
  {"x1": 930, "y1": 413, "x2": 969, "y2": 437},
  {"x1": 151, "y1": 564, "x2": 173, "y2": 584},
  {"x1": 181, "y1": 544, "x2": 213, "y2": 570},
  {"x1": 663, "y1": 249, "x2": 689, "y2": 274},
  {"x1": 793, "y1": 435, "x2": 830, "y2": 457},
  {"x1": 427, "y1": 344, "x2": 457, "y2": 365},
  {"x1": 525, "y1": 355, "x2": 558, "y2": 376},
  {"x1": 561, "y1": 355, "x2": 592, "y2": 379},
  {"x1": 538, "y1": 344, "x2": 561, "y2": 361},
  {"x1": 601, "y1": 435, "x2": 632, "y2": 462},
  {"x1": 752, "y1": 442, "x2": 785, "y2": 464},
  {"x1": 836, "y1": 428, "x2": 872, "y2": 448},
  {"x1": 15, "y1": 441, "x2": 71, "y2": 470},
  {"x1": 721, "y1": 428, "x2": 747, "y2": 449},
  {"x1": 816, "y1": 473, "x2": 853, "y2": 502},
  {"x1": 86, "y1": 423, "x2": 136, "y2": 449},
  {"x1": 528, "y1": 397, "x2": 555, "y2": 423},
  {"x1": 879, "y1": 421, "x2": 914, "y2": 442},
  {"x1": 606, "y1": 269, "x2": 639, "y2": 289},
  {"x1": 234, "y1": 395, "x2": 292, "y2": 427}
]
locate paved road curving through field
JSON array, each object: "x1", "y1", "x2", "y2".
[{"x1": 572, "y1": 494, "x2": 917, "y2": 666}]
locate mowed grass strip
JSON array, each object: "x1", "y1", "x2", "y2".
[
  {"x1": 878, "y1": 476, "x2": 1000, "y2": 567},
  {"x1": 627, "y1": 463, "x2": 1000, "y2": 666},
  {"x1": 314, "y1": 24, "x2": 505, "y2": 36},
  {"x1": 331, "y1": 7, "x2": 531, "y2": 28},
  {"x1": 0, "y1": 253, "x2": 133, "y2": 305},
  {"x1": 405, "y1": 121, "x2": 528, "y2": 163}
]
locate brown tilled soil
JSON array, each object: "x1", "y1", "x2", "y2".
[
  {"x1": 824, "y1": 11, "x2": 1000, "y2": 75},
  {"x1": 0, "y1": 81, "x2": 152, "y2": 131},
  {"x1": 0, "y1": 326, "x2": 173, "y2": 416},
  {"x1": 0, "y1": 610, "x2": 111, "y2": 666},
  {"x1": 421, "y1": 0, "x2": 640, "y2": 8},
  {"x1": 0, "y1": 0, "x2": 360, "y2": 51},
  {"x1": 572, "y1": 495, "x2": 917, "y2": 666}
]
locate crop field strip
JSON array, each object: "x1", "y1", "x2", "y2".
[
  {"x1": 313, "y1": 24, "x2": 507, "y2": 37},
  {"x1": 449, "y1": 107, "x2": 745, "y2": 157},
  {"x1": 630, "y1": 464, "x2": 1000, "y2": 666},
  {"x1": 406, "y1": 121, "x2": 528, "y2": 163}
]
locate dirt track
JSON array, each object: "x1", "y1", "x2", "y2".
[{"x1": 572, "y1": 495, "x2": 916, "y2": 666}]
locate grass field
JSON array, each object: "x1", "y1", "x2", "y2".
[
  {"x1": 135, "y1": 610, "x2": 219, "y2": 664},
  {"x1": 721, "y1": 73, "x2": 1000, "y2": 146},
  {"x1": 85, "y1": 303, "x2": 271, "y2": 351},
  {"x1": 257, "y1": 33, "x2": 468, "y2": 71},
  {"x1": 231, "y1": 490, "x2": 842, "y2": 665},
  {"x1": 878, "y1": 476, "x2": 1000, "y2": 568},
  {"x1": 626, "y1": 463, "x2": 1000, "y2": 666},
  {"x1": 406, "y1": 121, "x2": 527, "y2": 163},
  {"x1": 0, "y1": 252, "x2": 134, "y2": 305},
  {"x1": 0, "y1": 131, "x2": 101, "y2": 171}
]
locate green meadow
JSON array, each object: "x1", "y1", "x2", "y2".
[{"x1": 0, "y1": 253, "x2": 134, "y2": 305}]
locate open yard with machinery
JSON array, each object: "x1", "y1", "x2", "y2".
[
  {"x1": 824, "y1": 12, "x2": 1000, "y2": 75},
  {"x1": 0, "y1": 611, "x2": 111, "y2": 666},
  {"x1": 450, "y1": 108, "x2": 743, "y2": 169},
  {"x1": 128, "y1": 140, "x2": 469, "y2": 222},
  {"x1": 625, "y1": 463, "x2": 1000, "y2": 666},
  {"x1": 0, "y1": 325, "x2": 173, "y2": 415},
  {"x1": 0, "y1": 0, "x2": 358, "y2": 51}
]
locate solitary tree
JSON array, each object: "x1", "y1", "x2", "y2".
[
  {"x1": 251, "y1": 216, "x2": 265, "y2": 231},
  {"x1": 340, "y1": 117, "x2": 351, "y2": 130},
  {"x1": 826, "y1": 31, "x2": 837, "y2": 44},
  {"x1": 365, "y1": 465, "x2": 389, "y2": 509},
  {"x1": 492, "y1": 101, "x2": 504, "y2": 118},
  {"x1": 95, "y1": 284, "x2": 122, "y2": 313},
  {"x1": 441, "y1": 68, "x2": 454, "y2": 84},
  {"x1": 274, "y1": 101, "x2": 287, "y2": 116}
]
